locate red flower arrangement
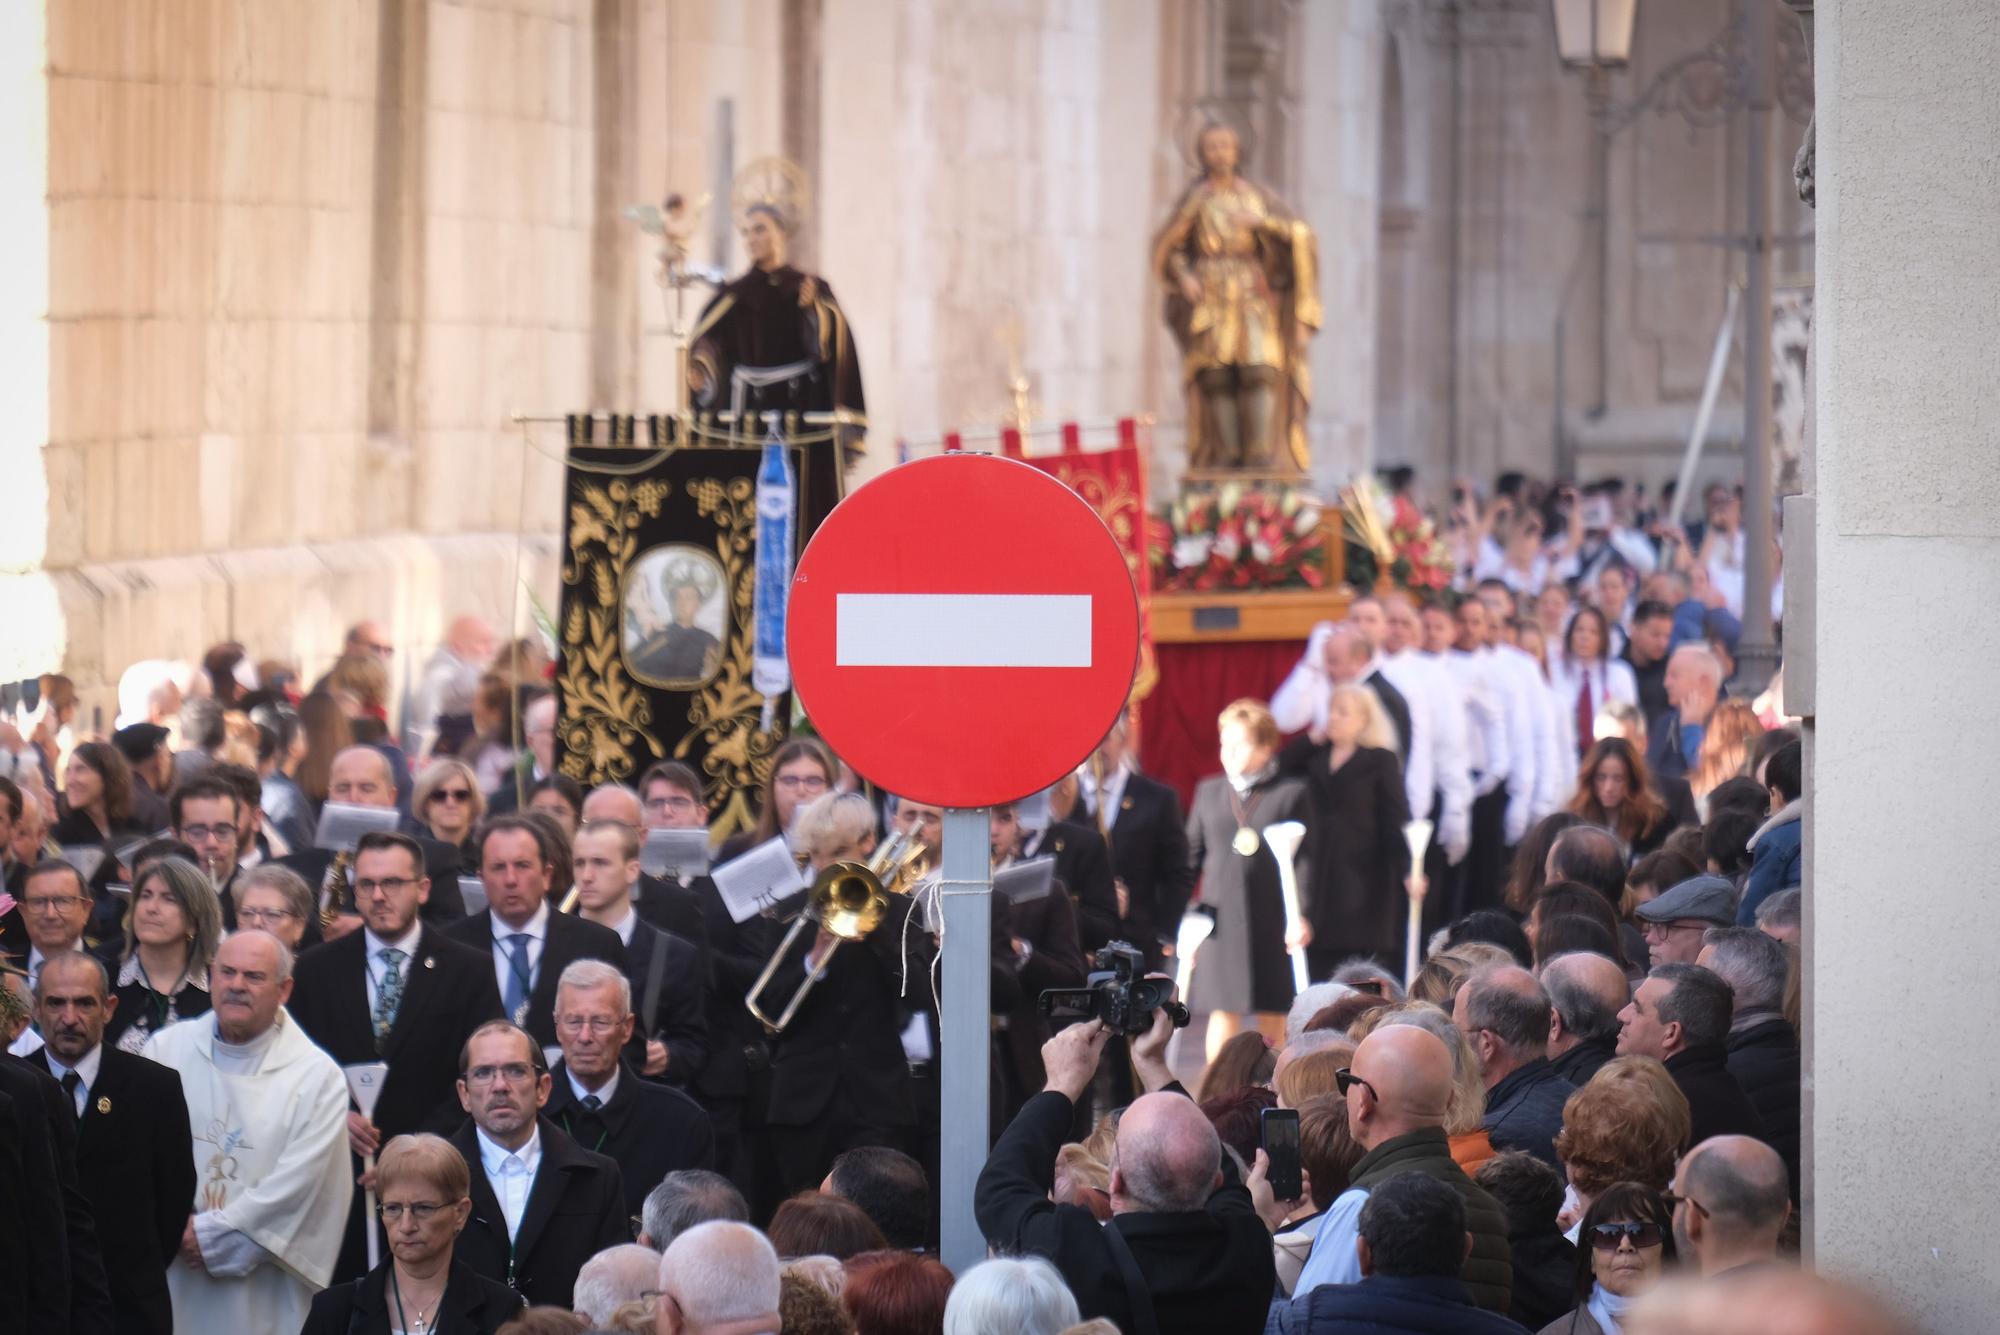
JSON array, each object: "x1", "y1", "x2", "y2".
[{"x1": 1148, "y1": 482, "x2": 1329, "y2": 593}]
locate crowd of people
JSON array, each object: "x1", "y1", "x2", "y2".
[{"x1": 0, "y1": 473, "x2": 1902, "y2": 1335}]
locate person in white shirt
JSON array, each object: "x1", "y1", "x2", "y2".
[
  {"x1": 1435, "y1": 601, "x2": 1514, "y2": 916},
  {"x1": 1368, "y1": 595, "x2": 1473, "y2": 870},
  {"x1": 1549, "y1": 605, "x2": 1639, "y2": 761},
  {"x1": 148, "y1": 931, "x2": 352, "y2": 1334},
  {"x1": 1462, "y1": 597, "x2": 1540, "y2": 846}
]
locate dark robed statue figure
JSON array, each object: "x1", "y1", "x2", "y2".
[{"x1": 688, "y1": 201, "x2": 866, "y2": 444}]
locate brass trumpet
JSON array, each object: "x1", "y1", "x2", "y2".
[{"x1": 745, "y1": 831, "x2": 929, "y2": 1034}]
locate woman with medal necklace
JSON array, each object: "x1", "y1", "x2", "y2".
[
  {"x1": 1185, "y1": 699, "x2": 1313, "y2": 1061},
  {"x1": 300, "y1": 1133, "x2": 523, "y2": 1335}
]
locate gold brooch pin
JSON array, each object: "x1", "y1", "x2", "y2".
[
  {"x1": 96, "y1": 1096, "x2": 111, "y2": 1115},
  {"x1": 424, "y1": 956, "x2": 436, "y2": 969}
]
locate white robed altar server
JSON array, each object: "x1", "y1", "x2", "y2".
[{"x1": 145, "y1": 930, "x2": 353, "y2": 1334}]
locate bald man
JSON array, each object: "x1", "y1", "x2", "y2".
[
  {"x1": 1454, "y1": 966, "x2": 1574, "y2": 1168},
  {"x1": 975, "y1": 1008, "x2": 1278, "y2": 1333},
  {"x1": 1540, "y1": 951, "x2": 1630, "y2": 1085},
  {"x1": 1669, "y1": 1135, "x2": 1791, "y2": 1277},
  {"x1": 411, "y1": 615, "x2": 495, "y2": 757},
  {"x1": 276, "y1": 747, "x2": 464, "y2": 940},
  {"x1": 1293, "y1": 1024, "x2": 1514, "y2": 1313}
]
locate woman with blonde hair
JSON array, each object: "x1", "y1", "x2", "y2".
[
  {"x1": 1688, "y1": 698, "x2": 1765, "y2": 806},
  {"x1": 414, "y1": 757, "x2": 487, "y2": 859},
  {"x1": 1187, "y1": 698, "x2": 1313, "y2": 1055},
  {"x1": 1284, "y1": 683, "x2": 1410, "y2": 978},
  {"x1": 764, "y1": 791, "x2": 934, "y2": 1195},
  {"x1": 301, "y1": 1133, "x2": 523, "y2": 1335}
]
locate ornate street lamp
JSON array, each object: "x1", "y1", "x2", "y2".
[{"x1": 1551, "y1": 0, "x2": 1637, "y2": 70}]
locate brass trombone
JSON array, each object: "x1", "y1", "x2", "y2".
[{"x1": 745, "y1": 831, "x2": 930, "y2": 1034}]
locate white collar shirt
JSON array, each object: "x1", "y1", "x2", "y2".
[
  {"x1": 476, "y1": 1124, "x2": 543, "y2": 1241},
  {"x1": 1078, "y1": 761, "x2": 1132, "y2": 829},
  {"x1": 489, "y1": 899, "x2": 551, "y2": 1010},
  {"x1": 566, "y1": 1065, "x2": 619, "y2": 1108},
  {"x1": 44, "y1": 1043, "x2": 104, "y2": 1117}
]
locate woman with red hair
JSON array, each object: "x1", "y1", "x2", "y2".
[
  {"x1": 1567, "y1": 738, "x2": 1671, "y2": 856},
  {"x1": 842, "y1": 1250, "x2": 954, "y2": 1335}
]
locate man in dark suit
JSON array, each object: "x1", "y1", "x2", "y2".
[
  {"x1": 277, "y1": 746, "x2": 465, "y2": 941},
  {"x1": 542, "y1": 957, "x2": 716, "y2": 1217},
  {"x1": 5, "y1": 861, "x2": 118, "y2": 990},
  {"x1": 581, "y1": 782, "x2": 711, "y2": 956},
  {"x1": 975, "y1": 1011, "x2": 1277, "y2": 1334},
  {"x1": 451, "y1": 1020, "x2": 630, "y2": 1307},
  {"x1": 287, "y1": 831, "x2": 505, "y2": 1279},
  {"x1": 1074, "y1": 715, "x2": 1193, "y2": 969},
  {"x1": 571, "y1": 819, "x2": 709, "y2": 1083},
  {"x1": 988, "y1": 803, "x2": 1088, "y2": 1121},
  {"x1": 1019, "y1": 813, "x2": 1121, "y2": 952},
  {"x1": 632, "y1": 760, "x2": 770, "y2": 1196},
  {"x1": 31, "y1": 950, "x2": 194, "y2": 1335},
  {"x1": 446, "y1": 815, "x2": 627, "y2": 1048},
  {"x1": 1623, "y1": 599, "x2": 1676, "y2": 722},
  {"x1": 171, "y1": 776, "x2": 249, "y2": 925}
]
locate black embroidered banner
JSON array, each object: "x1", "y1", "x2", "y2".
[{"x1": 555, "y1": 416, "x2": 843, "y2": 841}]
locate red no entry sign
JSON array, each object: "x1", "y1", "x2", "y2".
[{"x1": 787, "y1": 453, "x2": 1141, "y2": 807}]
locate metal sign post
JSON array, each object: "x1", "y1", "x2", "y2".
[{"x1": 937, "y1": 806, "x2": 993, "y2": 1274}]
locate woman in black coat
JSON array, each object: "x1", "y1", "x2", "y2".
[
  {"x1": 300, "y1": 1134, "x2": 522, "y2": 1335},
  {"x1": 1187, "y1": 699, "x2": 1313, "y2": 1059},
  {"x1": 1283, "y1": 683, "x2": 1411, "y2": 978}
]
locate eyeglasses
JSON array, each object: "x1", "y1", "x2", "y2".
[
  {"x1": 462, "y1": 1063, "x2": 538, "y2": 1086},
  {"x1": 179, "y1": 824, "x2": 236, "y2": 843},
  {"x1": 378, "y1": 1201, "x2": 450, "y2": 1223},
  {"x1": 354, "y1": 877, "x2": 416, "y2": 897},
  {"x1": 1641, "y1": 920, "x2": 1707, "y2": 938},
  {"x1": 775, "y1": 774, "x2": 827, "y2": 793},
  {"x1": 1334, "y1": 1068, "x2": 1378, "y2": 1100},
  {"x1": 431, "y1": 789, "x2": 473, "y2": 804},
  {"x1": 644, "y1": 795, "x2": 700, "y2": 814},
  {"x1": 556, "y1": 1016, "x2": 623, "y2": 1036},
  {"x1": 22, "y1": 895, "x2": 87, "y2": 915},
  {"x1": 1662, "y1": 1191, "x2": 1710, "y2": 1220},
  {"x1": 1589, "y1": 1220, "x2": 1665, "y2": 1251},
  {"x1": 238, "y1": 906, "x2": 301, "y2": 926}
]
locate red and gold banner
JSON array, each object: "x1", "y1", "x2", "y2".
[{"x1": 1009, "y1": 421, "x2": 1159, "y2": 701}]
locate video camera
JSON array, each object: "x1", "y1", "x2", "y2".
[{"x1": 1038, "y1": 941, "x2": 1191, "y2": 1035}]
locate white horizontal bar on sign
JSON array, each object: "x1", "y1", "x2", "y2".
[{"x1": 836, "y1": 594, "x2": 1093, "y2": 668}]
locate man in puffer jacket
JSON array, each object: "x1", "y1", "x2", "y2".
[
  {"x1": 1287, "y1": 1025, "x2": 1513, "y2": 1314},
  {"x1": 1737, "y1": 738, "x2": 1802, "y2": 926}
]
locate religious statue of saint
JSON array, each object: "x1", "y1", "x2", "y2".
[
  {"x1": 688, "y1": 181, "x2": 866, "y2": 454},
  {"x1": 1152, "y1": 123, "x2": 1321, "y2": 473}
]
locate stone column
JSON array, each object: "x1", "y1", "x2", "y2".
[{"x1": 1805, "y1": 2, "x2": 2000, "y2": 1329}]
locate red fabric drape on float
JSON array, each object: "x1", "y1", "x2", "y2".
[{"x1": 1137, "y1": 639, "x2": 1308, "y2": 810}]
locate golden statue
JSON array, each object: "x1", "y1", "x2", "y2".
[{"x1": 1152, "y1": 123, "x2": 1321, "y2": 473}]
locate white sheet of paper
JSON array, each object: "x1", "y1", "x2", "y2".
[
  {"x1": 542, "y1": 1046, "x2": 564, "y2": 1075},
  {"x1": 314, "y1": 802, "x2": 401, "y2": 852},
  {"x1": 458, "y1": 876, "x2": 489, "y2": 916},
  {"x1": 995, "y1": 855, "x2": 1056, "y2": 904},
  {"x1": 343, "y1": 1061, "x2": 390, "y2": 1120},
  {"x1": 711, "y1": 837, "x2": 808, "y2": 924},
  {"x1": 641, "y1": 827, "x2": 712, "y2": 880},
  {"x1": 57, "y1": 845, "x2": 105, "y2": 882}
]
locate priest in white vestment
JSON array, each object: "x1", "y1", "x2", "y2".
[{"x1": 146, "y1": 930, "x2": 353, "y2": 1333}]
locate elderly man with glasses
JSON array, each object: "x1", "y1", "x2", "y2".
[
  {"x1": 448, "y1": 1019, "x2": 630, "y2": 1308},
  {"x1": 6, "y1": 861, "x2": 116, "y2": 990}
]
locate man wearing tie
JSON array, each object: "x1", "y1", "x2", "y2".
[
  {"x1": 287, "y1": 831, "x2": 503, "y2": 1279},
  {"x1": 449, "y1": 1020, "x2": 629, "y2": 1307},
  {"x1": 1073, "y1": 712, "x2": 1192, "y2": 971},
  {"x1": 446, "y1": 815, "x2": 627, "y2": 1049},
  {"x1": 542, "y1": 959, "x2": 716, "y2": 1219},
  {"x1": 30, "y1": 950, "x2": 194, "y2": 1335}
]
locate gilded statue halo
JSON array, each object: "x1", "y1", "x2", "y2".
[
  {"x1": 1174, "y1": 101, "x2": 1261, "y2": 172},
  {"x1": 732, "y1": 156, "x2": 811, "y2": 235}
]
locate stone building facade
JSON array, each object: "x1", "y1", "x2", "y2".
[{"x1": 2, "y1": 0, "x2": 1798, "y2": 715}]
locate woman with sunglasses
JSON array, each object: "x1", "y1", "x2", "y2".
[
  {"x1": 1540, "y1": 1181, "x2": 1677, "y2": 1335},
  {"x1": 416, "y1": 759, "x2": 489, "y2": 862},
  {"x1": 301, "y1": 1133, "x2": 523, "y2": 1334}
]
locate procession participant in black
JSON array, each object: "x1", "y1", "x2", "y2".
[
  {"x1": 988, "y1": 802, "x2": 1088, "y2": 1122},
  {"x1": 1073, "y1": 710, "x2": 1193, "y2": 971},
  {"x1": 31, "y1": 950, "x2": 195, "y2": 1335},
  {"x1": 1186, "y1": 698, "x2": 1312, "y2": 1059},
  {"x1": 445, "y1": 816, "x2": 627, "y2": 1050},
  {"x1": 449, "y1": 1021, "x2": 629, "y2": 1308},
  {"x1": 288, "y1": 831, "x2": 504, "y2": 1280},
  {"x1": 579, "y1": 783, "x2": 710, "y2": 957},
  {"x1": 570, "y1": 819, "x2": 709, "y2": 1084},
  {"x1": 542, "y1": 959, "x2": 716, "y2": 1219},
  {"x1": 277, "y1": 747, "x2": 465, "y2": 940}
]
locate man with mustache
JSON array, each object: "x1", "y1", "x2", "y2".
[
  {"x1": 448, "y1": 1019, "x2": 629, "y2": 1308},
  {"x1": 30, "y1": 950, "x2": 195, "y2": 1334}
]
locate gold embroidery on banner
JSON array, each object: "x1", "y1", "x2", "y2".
[
  {"x1": 674, "y1": 477, "x2": 773, "y2": 843},
  {"x1": 559, "y1": 478, "x2": 673, "y2": 783}
]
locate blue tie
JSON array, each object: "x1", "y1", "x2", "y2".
[{"x1": 503, "y1": 933, "x2": 533, "y2": 1023}]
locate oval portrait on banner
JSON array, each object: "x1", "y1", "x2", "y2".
[{"x1": 623, "y1": 544, "x2": 729, "y2": 688}]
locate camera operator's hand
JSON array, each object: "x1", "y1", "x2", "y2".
[
  {"x1": 1040, "y1": 1020, "x2": 1111, "y2": 1104},
  {"x1": 1131, "y1": 977, "x2": 1180, "y2": 1094},
  {"x1": 1246, "y1": 1149, "x2": 1314, "y2": 1233}
]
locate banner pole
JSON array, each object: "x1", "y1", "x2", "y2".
[{"x1": 938, "y1": 807, "x2": 993, "y2": 1275}]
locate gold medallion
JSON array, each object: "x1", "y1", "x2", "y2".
[
  {"x1": 1232, "y1": 827, "x2": 1260, "y2": 857},
  {"x1": 96, "y1": 1095, "x2": 111, "y2": 1115}
]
